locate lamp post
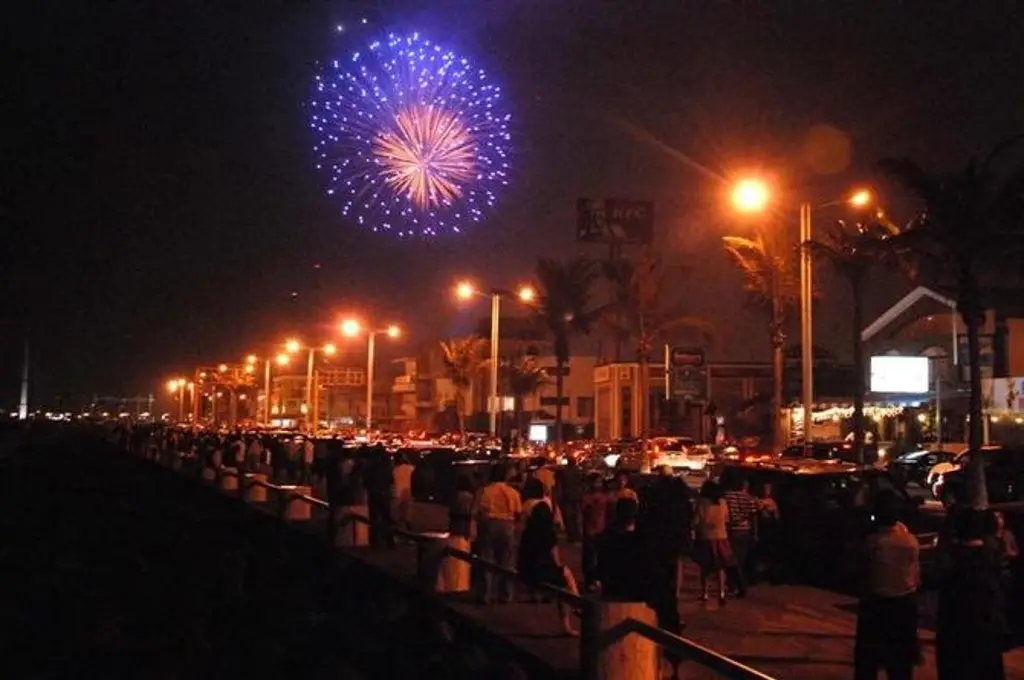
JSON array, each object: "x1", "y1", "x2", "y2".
[
  {"x1": 455, "y1": 281, "x2": 536, "y2": 437},
  {"x1": 341, "y1": 319, "x2": 400, "y2": 432},
  {"x1": 731, "y1": 180, "x2": 872, "y2": 450},
  {"x1": 283, "y1": 339, "x2": 336, "y2": 433},
  {"x1": 166, "y1": 378, "x2": 187, "y2": 423}
]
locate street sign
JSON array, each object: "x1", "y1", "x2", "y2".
[
  {"x1": 672, "y1": 367, "x2": 707, "y2": 400},
  {"x1": 670, "y1": 347, "x2": 705, "y2": 368},
  {"x1": 669, "y1": 347, "x2": 707, "y2": 400},
  {"x1": 576, "y1": 198, "x2": 654, "y2": 245}
]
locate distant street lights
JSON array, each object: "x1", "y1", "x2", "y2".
[
  {"x1": 341, "y1": 319, "x2": 401, "y2": 431},
  {"x1": 730, "y1": 177, "x2": 873, "y2": 448},
  {"x1": 165, "y1": 377, "x2": 192, "y2": 423},
  {"x1": 454, "y1": 280, "x2": 536, "y2": 437}
]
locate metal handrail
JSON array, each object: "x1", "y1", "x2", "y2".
[{"x1": 626, "y1": 619, "x2": 776, "y2": 680}]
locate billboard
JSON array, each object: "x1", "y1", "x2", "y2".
[
  {"x1": 576, "y1": 199, "x2": 654, "y2": 244},
  {"x1": 870, "y1": 356, "x2": 930, "y2": 393}
]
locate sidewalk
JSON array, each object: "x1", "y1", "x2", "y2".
[{"x1": 369, "y1": 502, "x2": 1024, "y2": 680}]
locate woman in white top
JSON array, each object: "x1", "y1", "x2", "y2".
[{"x1": 694, "y1": 480, "x2": 732, "y2": 605}]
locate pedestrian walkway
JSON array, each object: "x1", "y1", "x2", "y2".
[{"x1": 348, "y1": 501, "x2": 1024, "y2": 680}]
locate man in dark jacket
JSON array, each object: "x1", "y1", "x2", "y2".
[
  {"x1": 638, "y1": 465, "x2": 694, "y2": 598},
  {"x1": 363, "y1": 445, "x2": 395, "y2": 548},
  {"x1": 558, "y1": 457, "x2": 585, "y2": 543}
]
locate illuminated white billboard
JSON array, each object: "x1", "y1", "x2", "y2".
[{"x1": 870, "y1": 356, "x2": 929, "y2": 393}]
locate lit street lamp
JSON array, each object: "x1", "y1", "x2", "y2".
[
  {"x1": 730, "y1": 178, "x2": 872, "y2": 450},
  {"x1": 341, "y1": 319, "x2": 401, "y2": 431},
  {"x1": 166, "y1": 377, "x2": 188, "y2": 422},
  {"x1": 454, "y1": 280, "x2": 536, "y2": 437},
  {"x1": 280, "y1": 339, "x2": 338, "y2": 432}
]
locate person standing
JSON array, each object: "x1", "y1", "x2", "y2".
[
  {"x1": 517, "y1": 502, "x2": 581, "y2": 635},
  {"x1": 596, "y1": 497, "x2": 684, "y2": 674},
  {"x1": 723, "y1": 478, "x2": 758, "y2": 597},
  {"x1": 936, "y1": 508, "x2": 1007, "y2": 680},
  {"x1": 557, "y1": 457, "x2": 584, "y2": 544},
  {"x1": 854, "y1": 490, "x2": 920, "y2": 680},
  {"x1": 581, "y1": 474, "x2": 610, "y2": 591},
  {"x1": 391, "y1": 453, "x2": 416, "y2": 532},
  {"x1": 638, "y1": 466, "x2": 693, "y2": 599},
  {"x1": 476, "y1": 464, "x2": 522, "y2": 604},
  {"x1": 363, "y1": 445, "x2": 394, "y2": 548},
  {"x1": 694, "y1": 481, "x2": 731, "y2": 605}
]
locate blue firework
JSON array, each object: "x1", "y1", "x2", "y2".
[{"x1": 309, "y1": 32, "x2": 512, "y2": 237}]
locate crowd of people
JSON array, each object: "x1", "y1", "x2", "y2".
[{"x1": 130, "y1": 425, "x2": 1024, "y2": 679}]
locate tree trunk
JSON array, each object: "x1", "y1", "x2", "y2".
[
  {"x1": 554, "y1": 361, "x2": 565, "y2": 455},
  {"x1": 851, "y1": 273, "x2": 866, "y2": 464},
  {"x1": 639, "y1": 354, "x2": 650, "y2": 473},
  {"x1": 514, "y1": 393, "x2": 524, "y2": 442},
  {"x1": 962, "y1": 279, "x2": 988, "y2": 508},
  {"x1": 456, "y1": 392, "x2": 465, "y2": 436}
]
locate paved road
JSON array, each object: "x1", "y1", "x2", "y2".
[{"x1": 381, "y1": 501, "x2": 1023, "y2": 680}]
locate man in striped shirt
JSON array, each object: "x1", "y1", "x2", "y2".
[{"x1": 724, "y1": 479, "x2": 758, "y2": 597}]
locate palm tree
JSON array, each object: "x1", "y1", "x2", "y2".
[
  {"x1": 601, "y1": 254, "x2": 715, "y2": 457},
  {"x1": 879, "y1": 137, "x2": 1024, "y2": 508},
  {"x1": 532, "y1": 257, "x2": 600, "y2": 453},
  {"x1": 805, "y1": 219, "x2": 898, "y2": 463},
  {"x1": 722, "y1": 231, "x2": 801, "y2": 450},
  {"x1": 501, "y1": 354, "x2": 550, "y2": 437},
  {"x1": 439, "y1": 336, "x2": 488, "y2": 434}
]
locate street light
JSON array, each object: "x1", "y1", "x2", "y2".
[
  {"x1": 730, "y1": 178, "x2": 873, "y2": 451},
  {"x1": 340, "y1": 318, "x2": 402, "y2": 431},
  {"x1": 285, "y1": 338, "x2": 301, "y2": 354},
  {"x1": 453, "y1": 280, "x2": 537, "y2": 437},
  {"x1": 166, "y1": 377, "x2": 187, "y2": 422}
]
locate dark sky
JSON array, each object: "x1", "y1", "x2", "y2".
[{"x1": 6, "y1": 0, "x2": 1024, "y2": 409}]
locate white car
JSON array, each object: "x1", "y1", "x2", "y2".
[{"x1": 927, "y1": 449, "x2": 968, "y2": 497}]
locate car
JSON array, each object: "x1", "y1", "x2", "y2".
[
  {"x1": 718, "y1": 460, "x2": 941, "y2": 588},
  {"x1": 781, "y1": 440, "x2": 879, "y2": 465},
  {"x1": 889, "y1": 449, "x2": 957, "y2": 487},
  {"x1": 935, "y1": 445, "x2": 1024, "y2": 507}
]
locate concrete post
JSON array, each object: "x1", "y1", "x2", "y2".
[
  {"x1": 579, "y1": 599, "x2": 658, "y2": 680},
  {"x1": 220, "y1": 468, "x2": 239, "y2": 493},
  {"x1": 281, "y1": 485, "x2": 312, "y2": 521},
  {"x1": 416, "y1": 532, "x2": 450, "y2": 592},
  {"x1": 331, "y1": 506, "x2": 370, "y2": 547},
  {"x1": 244, "y1": 473, "x2": 268, "y2": 503}
]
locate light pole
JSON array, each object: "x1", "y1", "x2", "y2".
[
  {"x1": 731, "y1": 180, "x2": 871, "y2": 450},
  {"x1": 284, "y1": 339, "x2": 336, "y2": 433},
  {"x1": 455, "y1": 281, "x2": 536, "y2": 437},
  {"x1": 166, "y1": 378, "x2": 187, "y2": 423},
  {"x1": 341, "y1": 319, "x2": 400, "y2": 432}
]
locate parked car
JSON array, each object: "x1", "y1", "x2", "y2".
[
  {"x1": 889, "y1": 449, "x2": 957, "y2": 487},
  {"x1": 935, "y1": 445, "x2": 1024, "y2": 506},
  {"x1": 780, "y1": 440, "x2": 879, "y2": 464},
  {"x1": 718, "y1": 460, "x2": 941, "y2": 588}
]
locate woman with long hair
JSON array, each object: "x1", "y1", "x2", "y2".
[
  {"x1": 517, "y1": 502, "x2": 580, "y2": 635},
  {"x1": 693, "y1": 480, "x2": 731, "y2": 605}
]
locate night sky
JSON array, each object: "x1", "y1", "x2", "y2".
[{"x1": 6, "y1": 0, "x2": 1024, "y2": 409}]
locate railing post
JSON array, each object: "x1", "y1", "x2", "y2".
[
  {"x1": 580, "y1": 598, "x2": 659, "y2": 680},
  {"x1": 281, "y1": 486, "x2": 312, "y2": 521},
  {"x1": 244, "y1": 474, "x2": 268, "y2": 503},
  {"x1": 415, "y1": 532, "x2": 449, "y2": 593},
  {"x1": 579, "y1": 596, "x2": 600, "y2": 680}
]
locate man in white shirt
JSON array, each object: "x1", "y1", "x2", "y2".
[
  {"x1": 854, "y1": 490, "x2": 920, "y2": 680},
  {"x1": 392, "y1": 453, "x2": 416, "y2": 531}
]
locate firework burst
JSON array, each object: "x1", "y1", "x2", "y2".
[{"x1": 309, "y1": 32, "x2": 512, "y2": 236}]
